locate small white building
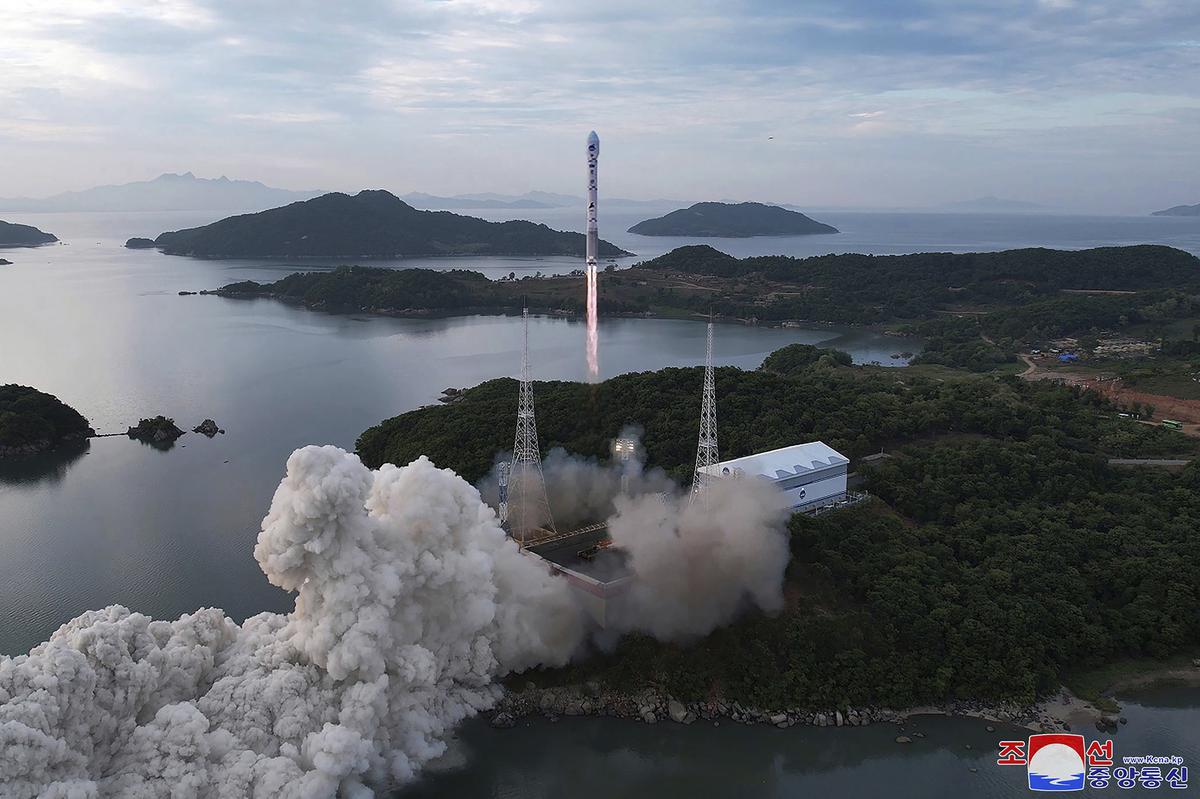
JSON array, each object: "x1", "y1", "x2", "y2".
[{"x1": 701, "y1": 441, "x2": 849, "y2": 511}]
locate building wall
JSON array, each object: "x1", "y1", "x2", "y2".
[{"x1": 777, "y1": 471, "x2": 847, "y2": 510}]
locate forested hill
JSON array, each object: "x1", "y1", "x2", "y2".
[
  {"x1": 628, "y1": 202, "x2": 838, "y2": 237},
  {"x1": 356, "y1": 347, "x2": 1200, "y2": 709},
  {"x1": 0, "y1": 220, "x2": 58, "y2": 247},
  {"x1": 154, "y1": 190, "x2": 632, "y2": 258},
  {"x1": 632, "y1": 244, "x2": 1200, "y2": 324},
  {"x1": 641, "y1": 244, "x2": 1199, "y2": 292},
  {"x1": 0, "y1": 385, "x2": 94, "y2": 456},
  {"x1": 206, "y1": 244, "x2": 1199, "y2": 346},
  {"x1": 356, "y1": 343, "x2": 1194, "y2": 483}
]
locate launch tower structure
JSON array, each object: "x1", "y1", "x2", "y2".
[
  {"x1": 691, "y1": 320, "x2": 719, "y2": 505},
  {"x1": 504, "y1": 305, "x2": 556, "y2": 545}
]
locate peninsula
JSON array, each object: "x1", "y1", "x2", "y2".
[
  {"x1": 0, "y1": 385, "x2": 94, "y2": 457},
  {"x1": 208, "y1": 244, "x2": 1198, "y2": 325},
  {"x1": 207, "y1": 244, "x2": 1200, "y2": 376},
  {"x1": 628, "y1": 202, "x2": 838, "y2": 237},
  {"x1": 154, "y1": 190, "x2": 632, "y2": 258},
  {"x1": 0, "y1": 220, "x2": 57, "y2": 247}
]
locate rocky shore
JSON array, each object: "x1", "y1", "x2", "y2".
[{"x1": 490, "y1": 682, "x2": 1119, "y2": 736}]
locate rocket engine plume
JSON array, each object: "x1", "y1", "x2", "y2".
[{"x1": 585, "y1": 130, "x2": 600, "y2": 381}]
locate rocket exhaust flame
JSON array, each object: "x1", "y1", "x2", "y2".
[{"x1": 585, "y1": 130, "x2": 600, "y2": 380}]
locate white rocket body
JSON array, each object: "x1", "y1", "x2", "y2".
[
  {"x1": 585, "y1": 131, "x2": 600, "y2": 379},
  {"x1": 586, "y1": 131, "x2": 599, "y2": 265}
]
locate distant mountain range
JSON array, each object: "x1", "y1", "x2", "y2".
[
  {"x1": 0, "y1": 220, "x2": 58, "y2": 247},
  {"x1": 628, "y1": 202, "x2": 838, "y2": 238},
  {"x1": 0, "y1": 173, "x2": 322, "y2": 213},
  {"x1": 939, "y1": 196, "x2": 1047, "y2": 213},
  {"x1": 1151, "y1": 203, "x2": 1200, "y2": 217},
  {"x1": 153, "y1": 190, "x2": 633, "y2": 258}
]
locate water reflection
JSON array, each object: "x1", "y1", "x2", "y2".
[{"x1": 0, "y1": 439, "x2": 89, "y2": 485}]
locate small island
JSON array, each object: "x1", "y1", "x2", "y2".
[
  {"x1": 0, "y1": 220, "x2": 58, "y2": 247},
  {"x1": 628, "y1": 202, "x2": 838, "y2": 237},
  {"x1": 153, "y1": 190, "x2": 632, "y2": 259},
  {"x1": 0, "y1": 385, "x2": 94, "y2": 457},
  {"x1": 127, "y1": 416, "x2": 185, "y2": 448},
  {"x1": 124, "y1": 237, "x2": 157, "y2": 249},
  {"x1": 1151, "y1": 203, "x2": 1200, "y2": 217}
]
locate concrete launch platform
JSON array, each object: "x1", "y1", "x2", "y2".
[{"x1": 522, "y1": 524, "x2": 633, "y2": 627}]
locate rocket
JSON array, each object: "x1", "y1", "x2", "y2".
[
  {"x1": 584, "y1": 131, "x2": 600, "y2": 379},
  {"x1": 586, "y1": 130, "x2": 599, "y2": 267}
]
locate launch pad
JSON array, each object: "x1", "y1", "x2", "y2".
[{"x1": 522, "y1": 524, "x2": 634, "y2": 627}]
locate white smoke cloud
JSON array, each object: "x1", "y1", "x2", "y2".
[
  {"x1": 1, "y1": 440, "x2": 796, "y2": 797},
  {"x1": 477, "y1": 429, "x2": 676, "y2": 531},
  {"x1": 606, "y1": 476, "x2": 792, "y2": 640},
  {"x1": 0, "y1": 446, "x2": 582, "y2": 798}
]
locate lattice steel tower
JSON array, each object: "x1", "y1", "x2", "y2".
[
  {"x1": 504, "y1": 306, "x2": 556, "y2": 545},
  {"x1": 691, "y1": 320, "x2": 719, "y2": 504}
]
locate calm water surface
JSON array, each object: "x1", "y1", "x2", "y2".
[{"x1": 396, "y1": 686, "x2": 1200, "y2": 798}]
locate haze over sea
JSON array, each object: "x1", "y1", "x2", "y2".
[{"x1": 1, "y1": 206, "x2": 1198, "y2": 798}]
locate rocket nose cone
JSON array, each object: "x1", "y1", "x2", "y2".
[{"x1": 587, "y1": 130, "x2": 599, "y2": 147}]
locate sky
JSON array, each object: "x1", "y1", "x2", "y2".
[{"x1": 2, "y1": 0, "x2": 1198, "y2": 213}]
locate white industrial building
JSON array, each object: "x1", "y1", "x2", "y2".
[{"x1": 700, "y1": 441, "x2": 849, "y2": 511}]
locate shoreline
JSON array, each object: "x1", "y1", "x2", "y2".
[
  {"x1": 491, "y1": 663, "x2": 1200, "y2": 735},
  {"x1": 196, "y1": 289, "x2": 907, "y2": 336}
]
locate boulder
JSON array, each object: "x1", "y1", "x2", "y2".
[
  {"x1": 668, "y1": 699, "x2": 689, "y2": 724},
  {"x1": 641, "y1": 710, "x2": 657, "y2": 724},
  {"x1": 490, "y1": 712, "x2": 515, "y2": 729},
  {"x1": 769, "y1": 713, "x2": 788, "y2": 726},
  {"x1": 835, "y1": 710, "x2": 844, "y2": 727},
  {"x1": 895, "y1": 735, "x2": 913, "y2": 744}
]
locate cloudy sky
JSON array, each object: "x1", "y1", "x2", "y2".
[{"x1": 3, "y1": 0, "x2": 1198, "y2": 212}]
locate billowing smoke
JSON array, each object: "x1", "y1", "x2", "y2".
[
  {"x1": 0, "y1": 446, "x2": 582, "y2": 798},
  {"x1": 606, "y1": 476, "x2": 791, "y2": 640},
  {"x1": 478, "y1": 428, "x2": 675, "y2": 530},
  {"x1": 480, "y1": 431, "x2": 792, "y2": 640},
  {"x1": 2, "y1": 437, "x2": 794, "y2": 797}
]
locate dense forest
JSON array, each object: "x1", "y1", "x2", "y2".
[
  {"x1": 356, "y1": 346, "x2": 1199, "y2": 708},
  {"x1": 634, "y1": 244, "x2": 1200, "y2": 324},
  {"x1": 155, "y1": 190, "x2": 631, "y2": 258},
  {"x1": 628, "y1": 202, "x2": 838, "y2": 237},
  {"x1": 0, "y1": 386, "x2": 93, "y2": 456}
]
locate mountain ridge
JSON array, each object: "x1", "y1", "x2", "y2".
[{"x1": 0, "y1": 172, "x2": 322, "y2": 213}]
